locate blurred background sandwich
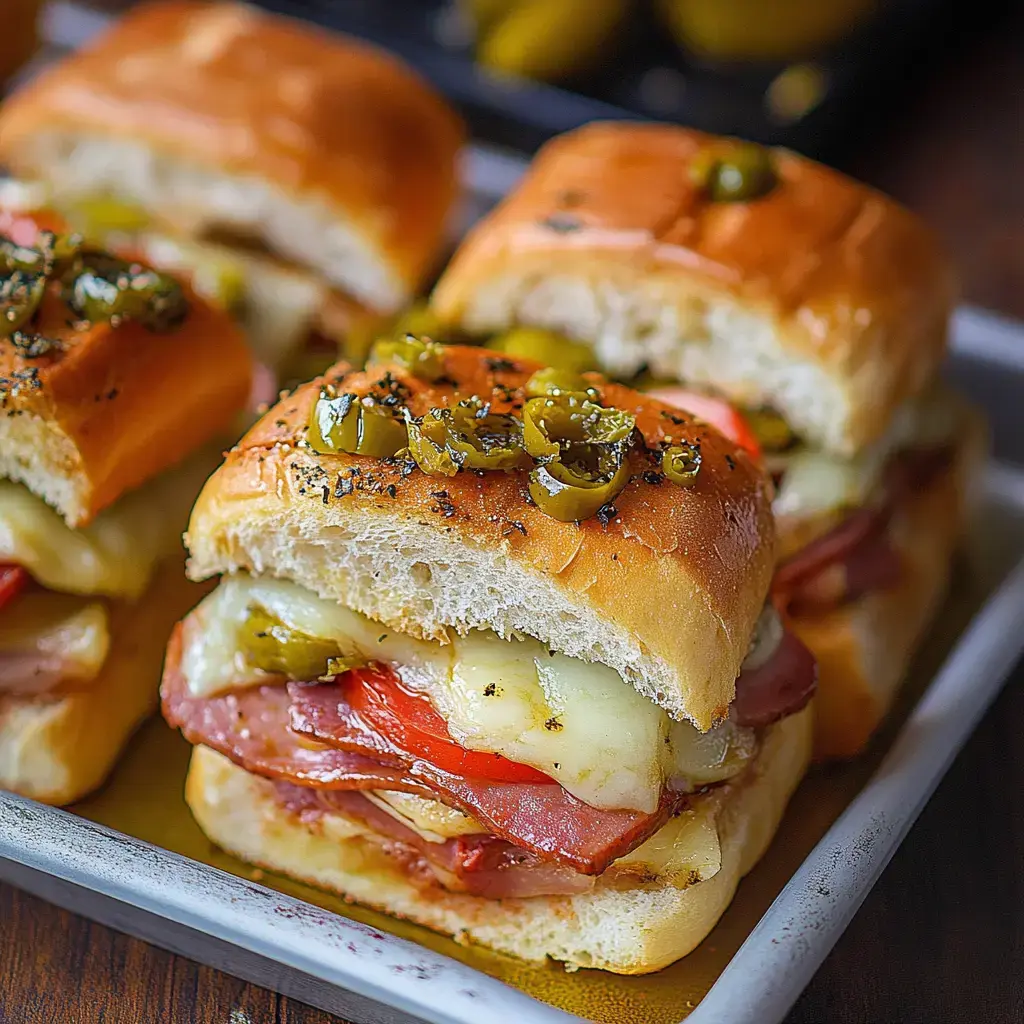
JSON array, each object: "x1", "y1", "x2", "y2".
[
  {"x1": 0, "y1": 0, "x2": 465, "y2": 382},
  {"x1": 0, "y1": 203, "x2": 250, "y2": 803}
]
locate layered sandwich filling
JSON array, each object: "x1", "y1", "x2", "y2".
[
  {"x1": 0, "y1": 455, "x2": 210, "y2": 698},
  {"x1": 163, "y1": 572, "x2": 816, "y2": 898},
  {"x1": 648, "y1": 384, "x2": 961, "y2": 617}
]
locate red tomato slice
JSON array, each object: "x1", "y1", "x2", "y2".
[
  {"x1": 347, "y1": 665, "x2": 554, "y2": 785},
  {"x1": 0, "y1": 565, "x2": 29, "y2": 610},
  {"x1": 647, "y1": 386, "x2": 762, "y2": 460}
]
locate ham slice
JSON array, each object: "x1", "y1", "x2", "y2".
[
  {"x1": 275, "y1": 784, "x2": 595, "y2": 899},
  {"x1": 773, "y1": 445, "x2": 953, "y2": 615},
  {"x1": 773, "y1": 505, "x2": 901, "y2": 615},
  {"x1": 163, "y1": 629, "x2": 435, "y2": 791},
  {"x1": 161, "y1": 626, "x2": 686, "y2": 874},
  {"x1": 733, "y1": 630, "x2": 817, "y2": 728}
]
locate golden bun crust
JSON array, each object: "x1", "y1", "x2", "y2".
[
  {"x1": 791, "y1": 409, "x2": 984, "y2": 759},
  {"x1": 185, "y1": 704, "x2": 812, "y2": 973},
  {"x1": 184, "y1": 345, "x2": 775, "y2": 728},
  {"x1": 0, "y1": 213, "x2": 251, "y2": 527},
  {"x1": 0, "y1": 563, "x2": 208, "y2": 805},
  {"x1": 0, "y1": 1, "x2": 464, "y2": 311},
  {"x1": 431, "y1": 122, "x2": 956, "y2": 455}
]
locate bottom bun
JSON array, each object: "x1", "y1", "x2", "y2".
[
  {"x1": 793, "y1": 412, "x2": 985, "y2": 760},
  {"x1": 0, "y1": 564, "x2": 207, "y2": 805},
  {"x1": 185, "y1": 705, "x2": 812, "y2": 974}
]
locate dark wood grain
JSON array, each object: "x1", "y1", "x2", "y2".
[
  {"x1": 4, "y1": 7, "x2": 1024, "y2": 1024},
  {"x1": 0, "y1": 883, "x2": 339, "y2": 1024}
]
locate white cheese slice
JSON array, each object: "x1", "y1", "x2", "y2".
[
  {"x1": 180, "y1": 575, "x2": 761, "y2": 814},
  {"x1": 0, "y1": 450, "x2": 214, "y2": 599},
  {"x1": 365, "y1": 791, "x2": 483, "y2": 844},
  {"x1": 613, "y1": 802, "x2": 722, "y2": 886},
  {"x1": 772, "y1": 385, "x2": 960, "y2": 519}
]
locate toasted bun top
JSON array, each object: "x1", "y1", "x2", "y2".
[
  {"x1": 0, "y1": 206, "x2": 251, "y2": 527},
  {"x1": 431, "y1": 122, "x2": 956, "y2": 456},
  {"x1": 0, "y1": 1, "x2": 464, "y2": 312},
  {"x1": 185, "y1": 344, "x2": 774, "y2": 728}
]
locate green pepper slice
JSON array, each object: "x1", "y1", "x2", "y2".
[
  {"x1": 662, "y1": 443, "x2": 702, "y2": 486},
  {"x1": 690, "y1": 141, "x2": 776, "y2": 203},
  {"x1": 36, "y1": 231, "x2": 83, "y2": 278},
  {"x1": 440, "y1": 399, "x2": 530, "y2": 471},
  {"x1": 0, "y1": 231, "x2": 82, "y2": 279},
  {"x1": 0, "y1": 272, "x2": 45, "y2": 340},
  {"x1": 523, "y1": 366, "x2": 600, "y2": 399},
  {"x1": 66, "y1": 253, "x2": 187, "y2": 332},
  {"x1": 404, "y1": 401, "x2": 528, "y2": 475},
  {"x1": 490, "y1": 327, "x2": 594, "y2": 373},
  {"x1": 745, "y1": 408, "x2": 795, "y2": 451},
  {"x1": 391, "y1": 303, "x2": 448, "y2": 343},
  {"x1": 241, "y1": 607, "x2": 364, "y2": 680},
  {"x1": 308, "y1": 388, "x2": 408, "y2": 458},
  {"x1": 0, "y1": 237, "x2": 47, "y2": 275},
  {"x1": 528, "y1": 451, "x2": 631, "y2": 523},
  {"x1": 368, "y1": 334, "x2": 445, "y2": 381},
  {"x1": 404, "y1": 408, "x2": 460, "y2": 477},
  {"x1": 522, "y1": 394, "x2": 635, "y2": 460}
]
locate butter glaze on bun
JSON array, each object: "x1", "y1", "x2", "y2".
[{"x1": 185, "y1": 344, "x2": 775, "y2": 729}]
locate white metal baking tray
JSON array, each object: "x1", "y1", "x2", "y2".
[{"x1": 3, "y1": 6, "x2": 1024, "y2": 1023}]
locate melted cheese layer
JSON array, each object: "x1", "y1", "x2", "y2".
[
  {"x1": 772, "y1": 385, "x2": 959, "y2": 519},
  {"x1": 0, "y1": 450, "x2": 215, "y2": 599},
  {"x1": 181, "y1": 574, "x2": 762, "y2": 814}
]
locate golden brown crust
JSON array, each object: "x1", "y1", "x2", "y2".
[
  {"x1": 0, "y1": 207, "x2": 251, "y2": 526},
  {"x1": 187, "y1": 345, "x2": 775, "y2": 726},
  {"x1": 790, "y1": 410, "x2": 983, "y2": 759},
  {"x1": 0, "y1": 1, "x2": 464, "y2": 305},
  {"x1": 431, "y1": 122, "x2": 956, "y2": 452}
]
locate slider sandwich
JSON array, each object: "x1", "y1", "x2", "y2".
[
  {"x1": 0, "y1": 0, "x2": 464, "y2": 373},
  {"x1": 431, "y1": 122, "x2": 983, "y2": 758},
  {"x1": 0, "y1": 204, "x2": 251, "y2": 804},
  {"x1": 162, "y1": 339, "x2": 816, "y2": 973}
]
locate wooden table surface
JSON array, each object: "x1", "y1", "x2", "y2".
[{"x1": 4, "y1": 8, "x2": 1024, "y2": 1024}]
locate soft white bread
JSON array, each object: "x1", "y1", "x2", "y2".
[
  {"x1": 184, "y1": 346, "x2": 775, "y2": 730},
  {"x1": 430, "y1": 122, "x2": 956, "y2": 457},
  {"x1": 0, "y1": 1, "x2": 464, "y2": 314},
  {"x1": 186, "y1": 704, "x2": 812, "y2": 974},
  {"x1": 0, "y1": 564, "x2": 207, "y2": 805},
  {"x1": 0, "y1": 207, "x2": 250, "y2": 527},
  {"x1": 791, "y1": 408, "x2": 985, "y2": 759}
]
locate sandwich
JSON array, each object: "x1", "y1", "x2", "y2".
[
  {"x1": 0, "y1": 0, "x2": 465, "y2": 375},
  {"x1": 161, "y1": 339, "x2": 816, "y2": 973},
  {"x1": 0, "y1": 203, "x2": 251, "y2": 804},
  {"x1": 431, "y1": 122, "x2": 982, "y2": 758}
]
